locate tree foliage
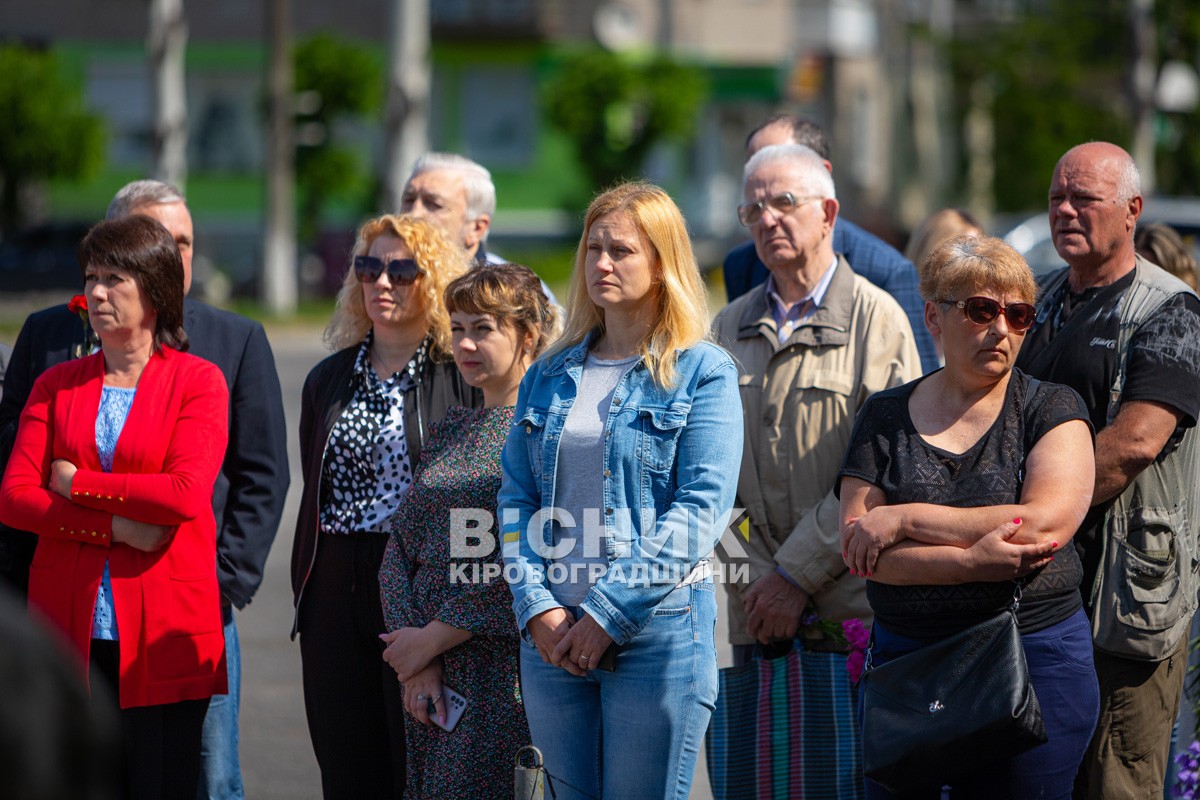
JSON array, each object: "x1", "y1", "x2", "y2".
[
  {"x1": 541, "y1": 49, "x2": 706, "y2": 194},
  {"x1": 293, "y1": 33, "x2": 382, "y2": 242},
  {"x1": 946, "y1": 0, "x2": 1129, "y2": 212},
  {"x1": 0, "y1": 45, "x2": 105, "y2": 234},
  {"x1": 1151, "y1": 0, "x2": 1200, "y2": 195},
  {"x1": 945, "y1": 0, "x2": 1200, "y2": 211}
]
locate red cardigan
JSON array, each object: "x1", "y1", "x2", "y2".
[{"x1": 0, "y1": 347, "x2": 230, "y2": 708}]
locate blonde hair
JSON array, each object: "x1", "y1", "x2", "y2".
[
  {"x1": 444, "y1": 262, "x2": 559, "y2": 358},
  {"x1": 1136, "y1": 222, "x2": 1198, "y2": 291},
  {"x1": 324, "y1": 214, "x2": 469, "y2": 355},
  {"x1": 551, "y1": 182, "x2": 709, "y2": 387},
  {"x1": 919, "y1": 234, "x2": 1037, "y2": 305},
  {"x1": 905, "y1": 208, "x2": 984, "y2": 267}
]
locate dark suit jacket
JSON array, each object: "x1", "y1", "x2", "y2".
[
  {"x1": 721, "y1": 217, "x2": 940, "y2": 373},
  {"x1": 0, "y1": 299, "x2": 289, "y2": 608}
]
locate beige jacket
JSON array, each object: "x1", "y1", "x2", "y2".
[{"x1": 711, "y1": 256, "x2": 921, "y2": 645}]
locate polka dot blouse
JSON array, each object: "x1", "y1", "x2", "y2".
[{"x1": 318, "y1": 332, "x2": 430, "y2": 534}]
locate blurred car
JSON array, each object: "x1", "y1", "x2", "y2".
[
  {"x1": 999, "y1": 196, "x2": 1200, "y2": 276},
  {"x1": 0, "y1": 222, "x2": 92, "y2": 292}
]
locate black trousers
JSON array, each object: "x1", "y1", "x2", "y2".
[
  {"x1": 299, "y1": 532, "x2": 406, "y2": 800},
  {"x1": 90, "y1": 639, "x2": 210, "y2": 800}
]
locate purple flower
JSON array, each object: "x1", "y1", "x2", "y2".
[
  {"x1": 1174, "y1": 740, "x2": 1200, "y2": 799},
  {"x1": 846, "y1": 650, "x2": 866, "y2": 684},
  {"x1": 842, "y1": 618, "x2": 870, "y2": 650}
]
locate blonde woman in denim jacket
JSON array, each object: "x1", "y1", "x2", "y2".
[{"x1": 498, "y1": 182, "x2": 743, "y2": 800}]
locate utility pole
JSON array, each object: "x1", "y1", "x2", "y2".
[
  {"x1": 148, "y1": 0, "x2": 188, "y2": 188},
  {"x1": 1129, "y1": 0, "x2": 1156, "y2": 194},
  {"x1": 382, "y1": 0, "x2": 431, "y2": 212},
  {"x1": 262, "y1": 0, "x2": 297, "y2": 314},
  {"x1": 907, "y1": 0, "x2": 953, "y2": 225}
]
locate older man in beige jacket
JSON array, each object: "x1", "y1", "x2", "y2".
[{"x1": 712, "y1": 143, "x2": 921, "y2": 664}]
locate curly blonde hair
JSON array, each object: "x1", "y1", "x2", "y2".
[
  {"x1": 324, "y1": 214, "x2": 470, "y2": 357},
  {"x1": 551, "y1": 182, "x2": 709, "y2": 388}
]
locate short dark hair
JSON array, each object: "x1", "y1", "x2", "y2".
[
  {"x1": 77, "y1": 216, "x2": 189, "y2": 354},
  {"x1": 745, "y1": 114, "x2": 831, "y2": 161},
  {"x1": 444, "y1": 263, "x2": 557, "y2": 358}
]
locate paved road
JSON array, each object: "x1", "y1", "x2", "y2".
[
  {"x1": 239, "y1": 326, "x2": 323, "y2": 799},
  {"x1": 238, "y1": 326, "x2": 727, "y2": 799}
]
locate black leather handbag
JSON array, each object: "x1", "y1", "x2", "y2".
[{"x1": 859, "y1": 587, "x2": 1047, "y2": 794}]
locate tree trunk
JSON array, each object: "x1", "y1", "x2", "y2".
[
  {"x1": 262, "y1": 0, "x2": 297, "y2": 314},
  {"x1": 382, "y1": 0, "x2": 430, "y2": 212},
  {"x1": 148, "y1": 0, "x2": 188, "y2": 188},
  {"x1": 965, "y1": 79, "x2": 994, "y2": 223},
  {"x1": 1128, "y1": 0, "x2": 1156, "y2": 194}
]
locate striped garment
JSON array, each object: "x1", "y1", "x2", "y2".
[{"x1": 706, "y1": 648, "x2": 863, "y2": 800}]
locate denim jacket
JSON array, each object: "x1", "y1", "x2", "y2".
[{"x1": 498, "y1": 333, "x2": 743, "y2": 645}]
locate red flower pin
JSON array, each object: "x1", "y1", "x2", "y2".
[
  {"x1": 68, "y1": 294, "x2": 88, "y2": 319},
  {"x1": 67, "y1": 294, "x2": 95, "y2": 359}
]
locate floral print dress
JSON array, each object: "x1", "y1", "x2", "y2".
[{"x1": 379, "y1": 404, "x2": 529, "y2": 800}]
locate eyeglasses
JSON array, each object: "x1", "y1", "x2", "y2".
[
  {"x1": 353, "y1": 255, "x2": 424, "y2": 286},
  {"x1": 737, "y1": 192, "x2": 823, "y2": 227},
  {"x1": 939, "y1": 296, "x2": 1037, "y2": 332}
]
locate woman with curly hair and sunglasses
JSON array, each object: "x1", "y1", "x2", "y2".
[
  {"x1": 837, "y1": 235, "x2": 1099, "y2": 798},
  {"x1": 290, "y1": 214, "x2": 481, "y2": 799}
]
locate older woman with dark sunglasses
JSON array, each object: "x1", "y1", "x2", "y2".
[
  {"x1": 290, "y1": 214, "x2": 481, "y2": 799},
  {"x1": 837, "y1": 235, "x2": 1100, "y2": 798}
]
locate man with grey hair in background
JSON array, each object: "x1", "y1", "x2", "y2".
[
  {"x1": 0, "y1": 179, "x2": 290, "y2": 800},
  {"x1": 722, "y1": 114, "x2": 938, "y2": 373},
  {"x1": 400, "y1": 151, "x2": 501, "y2": 265},
  {"x1": 400, "y1": 151, "x2": 559, "y2": 304}
]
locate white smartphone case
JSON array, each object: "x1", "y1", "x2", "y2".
[{"x1": 432, "y1": 684, "x2": 468, "y2": 732}]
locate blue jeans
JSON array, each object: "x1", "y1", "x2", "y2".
[
  {"x1": 519, "y1": 582, "x2": 719, "y2": 800},
  {"x1": 197, "y1": 607, "x2": 243, "y2": 800},
  {"x1": 864, "y1": 609, "x2": 1099, "y2": 800}
]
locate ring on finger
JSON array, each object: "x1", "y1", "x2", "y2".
[
  {"x1": 416, "y1": 693, "x2": 426, "y2": 701},
  {"x1": 431, "y1": 696, "x2": 442, "y2": 705}
]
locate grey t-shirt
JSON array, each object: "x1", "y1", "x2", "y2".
[{"x1": 549, "y1": 353, "x2": 638, "y2": 605}]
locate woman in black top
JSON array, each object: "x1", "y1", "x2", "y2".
[
  {"x1": 290, "y1": 214, "x2": 479, "y2": 799},
  {"x1": 838, "y1": 235, "x2": 1098, "y2": 799}
]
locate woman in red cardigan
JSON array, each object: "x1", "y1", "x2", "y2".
[{"x1": 0, "y1": 215, "x2": 229, "y2": 799}]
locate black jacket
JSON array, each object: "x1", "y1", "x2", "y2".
[
  {"x1": 289, "y1": 340, "x2": 481, "y2": 638},
  {"x1": 0, "y1": 299, "x2": 290, "y2": 608}
]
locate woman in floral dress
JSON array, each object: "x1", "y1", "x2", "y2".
[{"x1": 379, "y1": 262, "x2": 556, "y2": 799}]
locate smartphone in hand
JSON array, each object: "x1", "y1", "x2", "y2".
[{"x1": 432, "y1": 684, "x2": 469, "y2": 732}]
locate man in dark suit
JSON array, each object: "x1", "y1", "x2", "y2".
[
  {"x1": 722, "y1": 115, "x2": 940, "y2": 373},
  {"x1": 0, "y1": 180, "x2": 290, "y2": 800}
]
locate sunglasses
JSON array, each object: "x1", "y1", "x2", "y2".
[
  {"x1": 940, "y1": 296, "x2": 1037, "y2": 332},
  {"x1": 737, "y1": 192, "x2": 823, "y2": 227},
  {"x1": 353, "y1": 255, "x2": 424, "y2": 285}
]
